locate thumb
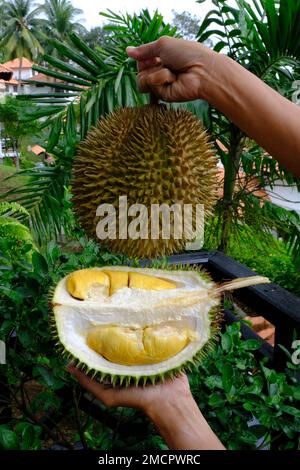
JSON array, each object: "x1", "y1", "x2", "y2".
[{"x1": 126, "y1": 40, "x2": 160, "y2": 60}]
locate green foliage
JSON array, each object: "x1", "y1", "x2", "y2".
[
  {"x1": 171, "y1": 10, "x2": 203, "y2": 40},
  {"x1": 0, "y1": 96, "x2": 40, "y2": 165},
  {"x1": 0, "y1": 242, "x2": 299, "y2": 450},
  {"x1": 198, "y1": 0, "x2": 300, "y2": 64},
  {"x1": 4, "y1": 9, "x2": 180, "y2": 244},
  {"x1": 0, "y1": 201, "x2": 35, "y2": 259},
  {"x1": 1, "y1": 105, "x2": 77, "y2": 245},
  {"x1": 1, "y1": 0, "x2": 43, "y2": 62},
  {"x1": 82, "y1": 26, "x2": 113, "y2": 51},
  {"x1": 191, "y1": 322, "x2": 300, "y2": 450},
  {"x1": 204, "y1": 219, "x2": 300, "y2": 296},
  {"x1": 38, "y1": 0, "x2": 86, "y2": 47},
  {"x1": 0, "y1": 422, "x2": 42, "y2": 450},
  {"x1": 0, "y1": 164, "x2": 32, "y2": 195}
]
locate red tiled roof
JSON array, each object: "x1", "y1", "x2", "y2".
[
  {"x1": 28, "y1": 72, "x2": 60, "y2": 83},
  {"x1": 0, "y1": 64, "x2": 12, "y2": 73},
  {"x1": 0, "y1": 64, "x2": 13, "y2": 81},
  {"x1": 31, "y1": 145, "x2": 46, "y2": 155},
  {"x1": 3, "y1": 57, "x2": 33, "y2": 69},
  {"x1": 0, "y1": 77, "x2": 21, "y2": 85}
]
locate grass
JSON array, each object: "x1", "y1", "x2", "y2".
[
  {"x1": 0, "y1": 164, "x2": 32, "y2": 196},
  {"x1": 204, "y1": 223, "x2": 300, "y2": 297}
]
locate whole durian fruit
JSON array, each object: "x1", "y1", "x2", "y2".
[
  {"x1": 72, "y1": 105, "x2": 218, "y2": 259},
  {"x1": 52, "y1": 266, "x2": 269, "y2": 386}
]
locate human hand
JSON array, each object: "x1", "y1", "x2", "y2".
[
  {"x1": 126, "y1": 36, "x2": 217, "y2": 103},
  {"x1": 67, "y1": 364, "x2": 192, "y2": 416},
  {"x1": 67, "y1": 364, "x2": 225, "y2": 450}
]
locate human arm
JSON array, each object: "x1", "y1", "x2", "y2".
[
  {"x1": 126, "y1": 37, "x2": 300, "y2": 178},
  {"x1": 67, "y1": 365, "x2": 225, "y2": 450}
]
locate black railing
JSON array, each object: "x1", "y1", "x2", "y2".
[{"x1": 165, "y1": 250, "x2": 300, "y2": 370}]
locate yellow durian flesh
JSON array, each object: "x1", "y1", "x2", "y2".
[
  {"x1": 129, "y1": 272, "x2": 176, "y2": 291},
  {"x1": 86, "y1": 323, "x2": 193, "y2": 366},
  {"x1": 66, "y1": 269, "x2": 177, "y2": 299},
  {"x1": 66, "y1": 269, "x2": 110, "y2": 300},
  {"x1": 103, "y1": 270, "x2": 129, "y2": 295}
]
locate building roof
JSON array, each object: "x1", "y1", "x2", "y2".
[
  {"x1": 3, "y1": 57, "x2": 33, "y2": 69},
  {"x1": 0, "y1": 78, "x2": 20, "y2": 86},
  {"x1": 28, "y1": 72, "x2": 59, "y2": 83},
  {"x1": 31, "y1": 145, "x2": 46, "y2": 155},
  {"x1": 0, "y1": 64, "x2": 12, "y2": 73},
  {"x1": 0, "y1": 64, "x2": 13, "y2": 81}
]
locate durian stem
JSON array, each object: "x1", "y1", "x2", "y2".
[
  {"x1": 215, "y1": 276, "x2": 270, "y2": 294},
  {"x1": 154, "y1": 276, "x2": 270, "y2": 309}
]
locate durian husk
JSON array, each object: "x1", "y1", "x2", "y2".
[
  {"x1": 51, "y1": 264, "x2": 269, "y2": 387},
  {"x1": 72, "y1": 105, "x2": 218, "y2": 259}
]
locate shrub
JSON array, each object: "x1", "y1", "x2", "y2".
[{"x1": 0, "y1": 240, "x2": 299, "y2": 450}]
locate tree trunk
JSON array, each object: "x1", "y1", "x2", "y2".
[
  {"x1": 17, "y1": 57, "x2": 23, "y2": 95},
  {"x1": 15, "y1": 152, "x2": 20, "y2": 171},
  {"x1": 13, "y1": 139, "x2": 20, "y2": 171},
  {"x1": 219, "y1": 125, "x2": 244, "y2": 252}
]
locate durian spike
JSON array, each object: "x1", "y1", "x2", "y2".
[{"x1": 153, "y1": 276, "x2": 270, "y2": 309}]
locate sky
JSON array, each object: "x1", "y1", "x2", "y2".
[{"x1": 71, "y1": 0, "x2": 226, "y2": 29}]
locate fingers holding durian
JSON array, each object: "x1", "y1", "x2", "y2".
[
  {"x1": 137, "y1": 56, "x2": 162, "y2": 72},
  {"x1": 67, "y1": 363, "x2": 191, "y2": 412},
  {"x1": 136, "y1": 62, "x2": 203, "y2": 103},
  {"x1": 127, "y1": 36, "x2": 213, "y2": 103},
  {"x1": 138, "y1": 66, "x2": 176, "y2": 95}
]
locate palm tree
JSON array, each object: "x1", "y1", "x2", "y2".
[
  {"x1": 2, "y1": 0, "x2": 43, "y2": 93},
  {"x1": 40, "y1": 0, "x2": 86, "y2": 47},
  {"x1": 2, "y1": 9, "x2": 177, "y2": 244}
]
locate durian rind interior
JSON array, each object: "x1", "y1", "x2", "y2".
[{"x1": 53, "y1": 267, "x2": 218, "y2": 378}]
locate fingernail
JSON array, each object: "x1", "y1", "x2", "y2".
[{"x1": 126, "y1": 46, "x2": 138, "y2": 57}]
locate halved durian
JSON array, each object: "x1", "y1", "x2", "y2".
[{"x1": 52, "y1": 266, "x2": 269, "y2": 385}]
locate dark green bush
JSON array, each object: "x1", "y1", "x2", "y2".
[
  {"x1": 204, "y1": 224, "x2": 300, "y2": 296},
  {"x1": 0, "y1": 239, "x2": 299, "y2": 450}
]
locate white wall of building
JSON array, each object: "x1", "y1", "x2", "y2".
[
  {"x1": 12, "y1": 68, "x2": 33, "y2": 81},
  {"x1": 265, "y1": 181, "x2": 300, "y2": 215}
]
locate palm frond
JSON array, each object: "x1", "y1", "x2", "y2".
[{"x1": 5, "y1": 10, "x2": 182, "y2": 243}]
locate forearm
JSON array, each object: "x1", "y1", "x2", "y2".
[
  {"x1": 200, "y1": 51, "x2": 300, "y2": 178},
  {"x1": 146, "y1": 395, "x2": 225, "y2": 450}
]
